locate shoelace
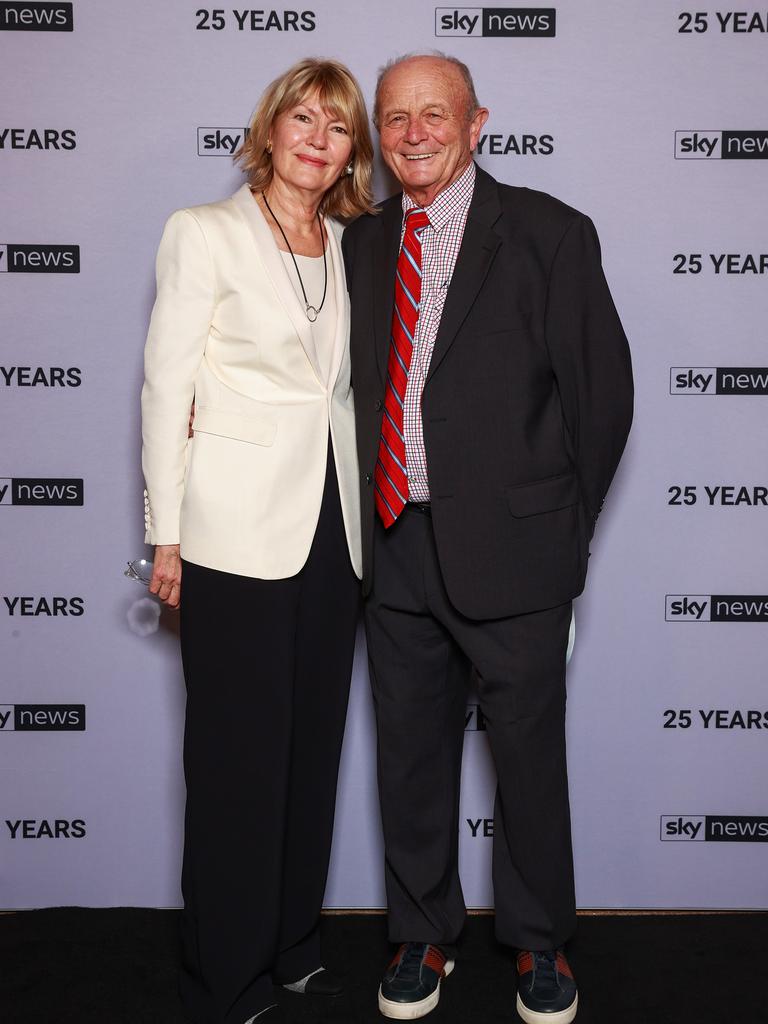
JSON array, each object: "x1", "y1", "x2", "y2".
[
  {"x1": 532, "y1": 951, "x2": 559, "y2": 988},
  {"x1": 394, "y1": 943, "x2": 428, "y2": 979}
]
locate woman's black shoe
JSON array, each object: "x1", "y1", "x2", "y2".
[
  {"x1": 282, "y1": 966, "x2": 344, "y2": 996},
  {"x1": 245, "y1": 1005, "x2": 287, "y2": 1023}
]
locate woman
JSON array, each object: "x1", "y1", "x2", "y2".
[{"x1": 141, "y1": 59, "x2": 374, "y2": 1024}]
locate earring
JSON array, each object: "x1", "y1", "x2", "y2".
[
  {"x1": 266, "y1": 140, "x2": 273, "y2": 155},
  {"x1": 345, "y1": 162, "x2": 354, "y2": 176}
]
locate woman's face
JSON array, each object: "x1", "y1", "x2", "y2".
[{"x1": 269, "y1": 89, "x2": 354, "y2": 199}]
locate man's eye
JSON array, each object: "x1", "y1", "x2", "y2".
[{"x1": 387, "y1": 115, "x2": 406, "y2": 126}]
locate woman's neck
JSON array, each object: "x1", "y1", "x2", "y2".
[{"x1": 259, "y1": 177, "x2": 322, "y2": 239}]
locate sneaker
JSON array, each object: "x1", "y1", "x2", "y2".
[
  {"x1": 516, "y1": 949, "x2": 578, "y2": 1024},
  {"x1": 378, "y1": 942, "x2": 454, "y2": 1019}
]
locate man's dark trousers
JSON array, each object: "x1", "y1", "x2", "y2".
[{"x1": 365, "y1": 506, "x2": 576, "y2": 954}]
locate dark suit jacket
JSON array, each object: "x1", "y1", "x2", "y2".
[{"x1": 342, "y1": 165, "x2": 633, "y2": 620}]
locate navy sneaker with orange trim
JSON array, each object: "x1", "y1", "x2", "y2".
[
  {"x1": 516, "y1": 949, "x2": 578, "y2": 1024},
  {"x1": 378, "y1": 942, "x2": 454, "y2": 1019}
]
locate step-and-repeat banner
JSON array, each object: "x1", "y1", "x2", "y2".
[{"x1": 2, "y1": 0, "x2": 767, "y2": 910}]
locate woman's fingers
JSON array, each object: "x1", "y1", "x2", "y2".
[
  {"x1": 156, "y1": 575, "x2": 181, "y2": 607},
  {"x1": 150, "y1": 552, "x2": 182, "y2": 607}
]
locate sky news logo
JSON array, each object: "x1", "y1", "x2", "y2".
[
  {"x1": 0, "y1": 244, "x2": 79, "y2": 273},
  {"x1": 670, "y1": 367, "x2": 768, "y2": 395},
  {"x1": 197, "y1": 127, "x2": 248, "y2": 157},
  {"x1": 661, "y1": 815, "x2": 768, "y2": 842},
  {"x1": 435, "y1": 7, "x2": 555, "y2": 36},
  {"x1": 0, "y1": 478, "x2": 83, "y2": 506},
  {"x1": 674, "y1": 130, "x2": 768, "y2": 159},
  {"x1": 0, "y1": 1, "x2": 72, "y2": 30},
  {"x1": 0, "y1": 704, "x2": 85, "y2": 731},
  {"x1": 665, "y1": 595, "x2": 768, "y2": 623}
]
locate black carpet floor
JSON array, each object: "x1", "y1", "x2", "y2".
[{"x1": 2, "y1": 909, "x2": 765, "y2": 1024}]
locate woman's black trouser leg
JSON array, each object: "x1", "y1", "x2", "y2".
[
  {"x1": 178, "y1": 446, "x2": 359, "y2": 1023},
  {"x1": 274, "y1": 448, "x2": 360, "y2": 984}
]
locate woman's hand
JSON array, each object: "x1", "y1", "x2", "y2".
[{"x1": 149, "y1": 544, "x2": 182, "y2": 608}]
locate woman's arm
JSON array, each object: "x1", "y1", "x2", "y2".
[{"x1": 141, "y1": 209, "x2": 216, "y2": 604}]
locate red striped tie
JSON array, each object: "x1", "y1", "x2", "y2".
[{"x1": 375, "y1": 208, "x2": 430, "y2": 528}]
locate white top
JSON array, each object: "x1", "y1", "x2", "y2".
[{"x1": 280, "y1": 245, "x2": 337, "y2": 387}]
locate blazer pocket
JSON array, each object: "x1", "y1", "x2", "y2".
[
  {"x1": 193, "y1": 407, "x2": 277, "y2": 446},
  {"x1": 506, "y1": 471, "x2": 578, "y2": 518}
]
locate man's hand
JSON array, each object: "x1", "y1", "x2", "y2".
[{"x1": 149, "y1": 544, "x2": 182, "y2": 609}]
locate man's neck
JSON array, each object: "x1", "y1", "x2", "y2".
[{"x1": 402, "y1": 158, "x2": 473, "y2": 209}]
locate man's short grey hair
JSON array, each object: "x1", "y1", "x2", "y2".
[{"x1": 373, "y1": 51, "x2": 481, "y2": 128}]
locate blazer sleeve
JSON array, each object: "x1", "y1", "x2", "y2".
[
  {"x1": 543, "y1": 214, "x2": 634, "y2": 538},
  {"x1": 141, "y1": 209, "x2": 216, "y2": 545}
]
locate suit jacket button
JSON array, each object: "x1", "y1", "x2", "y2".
[
  {"x1": 366, "y1": 473, "x2": 372, "y2": 484},
  {"x1": 374, "y1": 399, "x2": 382, "y2": 411}
]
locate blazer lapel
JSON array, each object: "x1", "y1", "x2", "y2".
[
  {"x1": 372, "y1": 198, "x2": 404, "y2": 386},
  {"x1": 427, "y1": 168, "x2": 502, "y2": 383},
  {"x1": 325, "y1": 219, "x2": 350, "y2": 391},
  {"x1": 231, "y1": 184, "x2": 322, "y2": 381}
]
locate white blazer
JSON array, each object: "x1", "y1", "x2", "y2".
[{"x1": 141, "y1": 184, "x2": 362, "y2": 580}]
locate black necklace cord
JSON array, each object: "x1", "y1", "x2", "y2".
[{"x1": 261, "y1": 190, "x2": 328, "y2": 322}]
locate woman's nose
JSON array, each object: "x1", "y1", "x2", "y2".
[{"x1": 308, "y1": 125, "x2": 329, "y2": 149}]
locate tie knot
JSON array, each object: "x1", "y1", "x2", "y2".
[{"x1": 405, "y1": 209, "x2": 430, "y2": 234}]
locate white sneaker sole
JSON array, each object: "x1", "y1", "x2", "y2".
[
  {"x1": 516, "y1": 991, "x2": 578, "y2": 1024},
  {"x1": 378, "y1": 960, "x2": 455, "y2": 1019}
]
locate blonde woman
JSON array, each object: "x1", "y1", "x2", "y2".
[{"x1": 141, "y1": 59, "x2": 374, "y2": 1024}]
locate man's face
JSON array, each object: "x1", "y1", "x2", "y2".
[{"x1": 377, "y1": 57, "x2": 488, "y2": 207}]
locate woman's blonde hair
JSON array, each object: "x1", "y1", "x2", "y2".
[{"x1": 236, "y1": 58, "x2": 375, "y2": 220}]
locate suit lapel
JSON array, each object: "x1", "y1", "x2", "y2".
[
  {"x1": 231, "y1": 184, "x2": 322, "y2": 382},
  {"x1": 325, "y1": 219, "x2": 349, "y2": 390},
  {"x1": 372, "y1": 198, "x2": 404, "y2": 386},
  {"x1": 427, "y1": 168, "x2": 502, "y2": 382}
]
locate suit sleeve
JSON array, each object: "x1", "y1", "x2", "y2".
[
  {"x1": 544, "y1": 214, "x2": 633, "y2": 538},
  {"x1": 141, "y1": 209, "x2": 215, "y2": 545}
]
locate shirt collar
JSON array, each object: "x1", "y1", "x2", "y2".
[{"x1": 401, "y1": 160, "x2": 476, "y2": 233}]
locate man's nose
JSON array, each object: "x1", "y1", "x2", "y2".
[{"x1": 403, "y1": 118, "x2": 428, "y2": 145}]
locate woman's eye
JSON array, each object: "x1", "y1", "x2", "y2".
[
  {"x1": 332, "y1": 125, "x2": 349, "y2": 134},
  {"x1": 295, "y1": 113, "x2": 310, "y2": 122}
]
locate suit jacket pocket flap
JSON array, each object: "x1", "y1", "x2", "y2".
[
  {"x1": 194, "y1": 407, "x2": 276, "y2": 446},
  {"x1": 506, "y1": 472, "x2": 578, "y2": 518}
]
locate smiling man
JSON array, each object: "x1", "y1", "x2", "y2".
[{"x1": 342, "y1": 54, "x2": 633, "y2": 1023}]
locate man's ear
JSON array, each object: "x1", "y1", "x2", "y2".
[{"x1": 469, "y1": 108, "x2": 490, "y2": 152}]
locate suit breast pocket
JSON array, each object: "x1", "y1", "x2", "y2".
[{"x1": 461, "y1": 309, "x2": 532, "y2": 339}]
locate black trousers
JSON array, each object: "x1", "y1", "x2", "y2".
[
  {"x1": 365, "y1": 506, "x2": 576, "y2": 955},
  {"x1": 178, "y1": 446, "x2": 360, "y2": 1024}
]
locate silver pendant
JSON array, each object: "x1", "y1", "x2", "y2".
[{"x1": 306, "y1": 305, "x2": 319, "y2": 323}]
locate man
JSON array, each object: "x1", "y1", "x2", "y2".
[{"x1": 342, "y1": 54, "x2": 633, "y2": 1023}]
